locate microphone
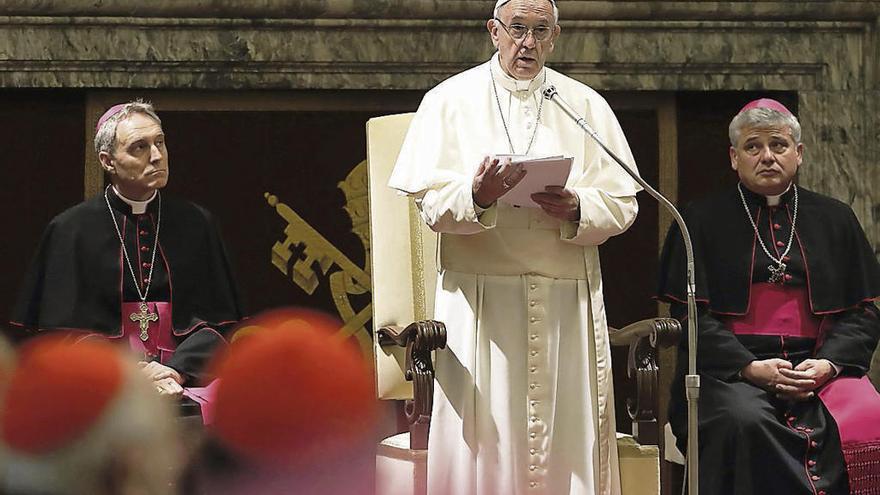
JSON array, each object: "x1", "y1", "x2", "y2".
[
  {"x1": 542, "y1": 85, "x2": 624, "y2": 170},
  {"x1": 542, "y1": 85, "x2": 602, "y2": 142},
  {"x1": 543, "y1": 84, "x2": 702, "y2": 495}
]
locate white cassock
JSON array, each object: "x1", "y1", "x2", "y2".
[{"x1": 388, "y1": 53, "x2": 642, "y2": 495}]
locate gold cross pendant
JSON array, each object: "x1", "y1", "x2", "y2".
[{"x1": 129, "y1": 302, "x2": 159, "y2": 342}]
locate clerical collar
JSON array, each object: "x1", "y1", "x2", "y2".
[
  {"x1": 491, "y1": 52, "x2": 546, "y2": 95},
  {"x1": 111, "y1": 186, "x2": 157, "y2": 215},
  {"x1": 766, "y1": 190, "x2": 785, "y2": 206},
  {"x1": 739, "y1": 183, "x2": 795, "y2": 207}
]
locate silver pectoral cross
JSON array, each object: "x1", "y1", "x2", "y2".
[
  {"x1": 768, "y1": 262, "x2": 787, "y2": 284},
  {"x1": 129, "y1": 302, "x2": 158, "y2": 342}
]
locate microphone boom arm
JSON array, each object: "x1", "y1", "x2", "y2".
[{"x1": 542, "y1": 85, "x2": 700, "y2": 495}]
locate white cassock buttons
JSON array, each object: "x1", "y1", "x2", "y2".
[{"x1": 526, "y1": 275, "x2": 548, "y2": 487}]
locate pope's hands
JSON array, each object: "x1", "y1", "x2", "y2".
[
  {"x1": 139, "y1": 361, "x2": 185, "y2": 398},
  {"x1": 472, "y1": 156, "x2": 527, "y2": 208},
  {"x1": 471, "y1": 156, "x2": 579, "y2": 221},
  {"x1": 531, "y1": 186, "x2": 580, "y2": 222}
]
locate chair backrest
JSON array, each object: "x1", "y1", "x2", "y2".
[{"x1": 366, "y1": 113, "x2": 439, "y2": 400}]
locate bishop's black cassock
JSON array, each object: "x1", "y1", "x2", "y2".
[
  {"x1": 658, "y1": 185, "x2": 880, "y2": 495},
  {"x1": 11, "y1": 187, "x2": 243, "y2": 382}
]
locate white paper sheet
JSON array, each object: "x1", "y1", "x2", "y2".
[{"x1": 494, "y1": 155, "x2": 574, "y2": 208}]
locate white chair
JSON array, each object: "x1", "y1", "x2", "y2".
[{"x1": 368, "y1": 113, "x2": 442, "y2": 495}]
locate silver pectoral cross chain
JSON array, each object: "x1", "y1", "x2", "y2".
[
  {"x1": 737, "y1": 182, "x2": 799, "y2": 284},
  {"x1": 106, "y1": 187, "x2": 163, "y2": 342}
]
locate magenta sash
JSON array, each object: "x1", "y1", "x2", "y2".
[
  {"x1": 818, "y1": 377, "x2": 880, "y2": 494},
  {"x1": 728, "y1": 283, "x2": 820, "y2": 337},
  {"x1": 120, "y1": 301, "x2": 176, "y2": 363}
]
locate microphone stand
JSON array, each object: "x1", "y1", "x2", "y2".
[{"x1": 543, "y1": 85, "x2": 700, "y2": 495}]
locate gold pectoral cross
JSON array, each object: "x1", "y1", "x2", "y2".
[{"x1": 129, "y1": 302, "x2": 158, "y2": 342}]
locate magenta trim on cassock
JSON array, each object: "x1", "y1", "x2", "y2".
[{"x1": 727, "y1": 283, "x2": 820, "y2": 337}]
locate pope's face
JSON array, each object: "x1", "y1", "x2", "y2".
[
  {"x1": 729, "y1": 124, "x2": 803, "y2": 196},
  {"x1": 100, "y1": 112, "x2": 169, "y2": 200},
  {"x1": 488, "y1": 0, "x2": 560, "y2": 80}
]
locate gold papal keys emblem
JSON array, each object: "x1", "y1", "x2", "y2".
[{"x1": 265, "y1": 160, "x2": 374, "y2": 358}]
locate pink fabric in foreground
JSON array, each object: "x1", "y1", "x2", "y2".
[
  {"x1": 728, "y1": 283, "x2": 820, "y2": 337},
  {"x1": 818, "y1": 376, "x2": 880, "y2": 446},
  {"x1": 183, "y1": 380, "x2": 219, "y2": 426},
  {"x1": 818, "y1": 377, "x2": 880, "y2": 494}
]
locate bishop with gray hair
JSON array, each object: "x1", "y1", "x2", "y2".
[
  {"x1": 658, "y1": 98, "x2": 880, "y2": 494},
  {"x1": 12, "y1": 100, "x2": 244, "y2": 407}
]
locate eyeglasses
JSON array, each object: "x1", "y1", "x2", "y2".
[{"x1": 493, "y1": 18, "x2": 554, "y2": 42}]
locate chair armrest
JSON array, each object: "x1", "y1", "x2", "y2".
[
  {"x1": 609, "y1": 318, "x2": 682, "y2": 349},
  {"x1": 377, "y1": 320, "x2": 447, "y2": 450},
  {"x1": 609, "y1": 318, "x2": 682, "y2": 445}
]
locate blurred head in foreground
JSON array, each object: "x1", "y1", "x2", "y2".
[
  {"x1": 194, "y1": 308, "x2": 377, "y2": 494},
  {"x1": 0, "y1": 330, "x2": 16, "y2": 487},
  {"x1": 0, "y1": 336, "x2": 178, "y2": 495}
]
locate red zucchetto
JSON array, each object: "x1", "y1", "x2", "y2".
[
  {"x1": 1, "y1": 336, "x2": 124, "y2": 454},
  {"x1": 209, "y1": 308, "x2": 376, "y2": 466}
]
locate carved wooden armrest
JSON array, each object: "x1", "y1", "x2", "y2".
[
  {"x1": 609, "y1": 318, "x2": 682, "y2": 444},
  {"x1": 377, "y1": 320, "x2": 447, "y2": 450}
]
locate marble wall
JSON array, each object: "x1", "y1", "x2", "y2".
[{"x1": 1, "y1": 0, "x2": 878, "y2": 252}]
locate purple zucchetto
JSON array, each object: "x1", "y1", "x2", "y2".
[
  {"x1": 95, "y1": 104, "x2": 127, "y2": 134},
  {"x1": 737, "y1": 98, "x2": 793, "y2": 116}
]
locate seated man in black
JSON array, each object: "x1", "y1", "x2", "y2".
[
  {"x1": 658, "y1": 98, "x2": 880, "y2": 494},
  {"x1": 11, "y1": 100, "x2": 243, "y2": 397}
]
